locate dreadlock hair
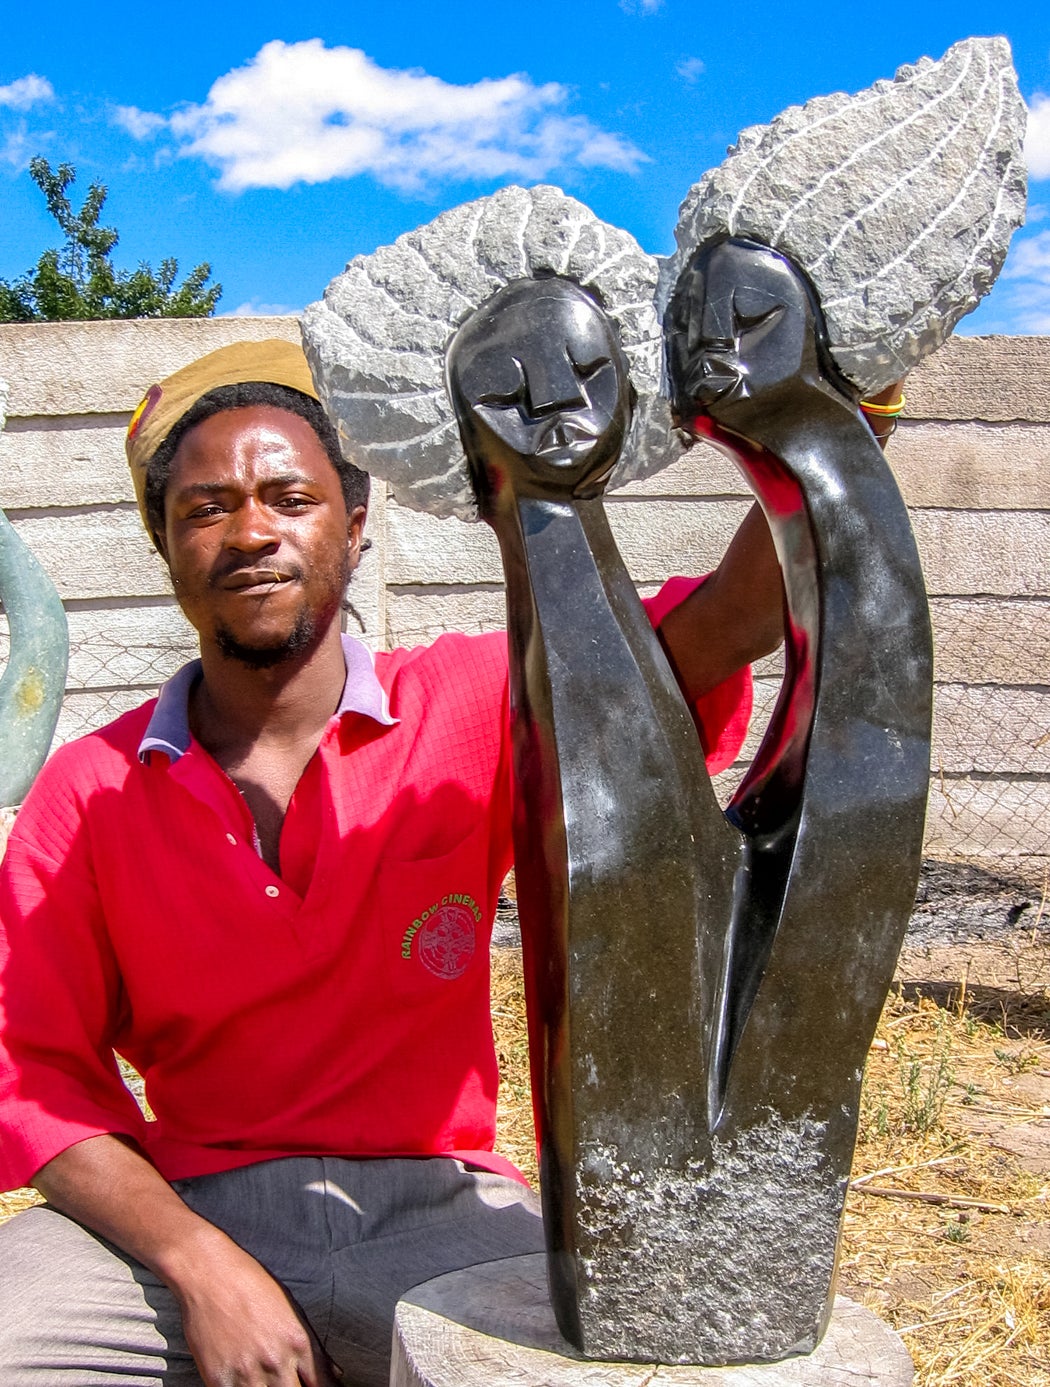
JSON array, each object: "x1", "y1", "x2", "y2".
[{"x1": 143, "y1": 382, "x2": 370, "y2": 546}]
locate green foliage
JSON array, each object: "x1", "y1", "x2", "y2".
[
  {"x1": 993, "y1": 1044, "x2": 1040, "y2": 1075},
  {"x1": 0, "y1": 158, "x2": 221, "y2": 321},
  {"x1": 894, "y1": 1022, "x2": 955, "y2": 1135},
  {"x1": 943, "y1": 1217, "x2": 971, "y2": 1244}
]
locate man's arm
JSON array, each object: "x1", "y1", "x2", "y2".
[
  {"x1": 3, "y1": 774, "x2": 338, "y2": 1384},
  {"x1": 34, "y1": 1135, "x2": 342, "y2": 1386},
  {"x1": 658, "y1": 501, "x2": 783, "y2": 702}
]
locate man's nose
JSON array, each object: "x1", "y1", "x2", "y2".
[
  {"x1": 226, "y1": 498, "x2": 279, "y2": 551},
  {"x1": 523, "y1": 351, "x2": 587, "y2": 416}
]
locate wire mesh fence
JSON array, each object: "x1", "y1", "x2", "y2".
[
  {"x1": 379, "y1": 595, "x2": 1050, "y2": 880},
  {"x1": 926, "y1": 597, "x2": 1049, "y2": 883},
  {"x1": 3, "y1": 592, "x2": 1048, "y2": 880}
]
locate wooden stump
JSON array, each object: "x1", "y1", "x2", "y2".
[{"x1": 391, "y1": 1254, "x2": 913, "y2": 1386}]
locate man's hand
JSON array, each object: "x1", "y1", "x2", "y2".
[
  {"x1": 174, "y1": 1233, "x2": 342, "y2": 1386},
  {"x1": 34, "y1": 1134, "x2": 342, "y2": 1385}
]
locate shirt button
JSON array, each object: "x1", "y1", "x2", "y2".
[
  {"x1": 226, "y1": 834, "x2": 237, "y2": 846},
  {"x1": 265, "y1": 885, "x2": 280, "y2": 898}
]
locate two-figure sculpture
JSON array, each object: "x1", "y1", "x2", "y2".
[{"x1": 306, "y1": 34, "x2": 1026, "y2": 1368}]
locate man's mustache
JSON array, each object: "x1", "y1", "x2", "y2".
[{"x1": 209, "y1": 561, "x2": 303, "y2": 590}]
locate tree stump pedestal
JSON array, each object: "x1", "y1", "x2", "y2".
[{"x1": 391, "y1": 1254, "x2": 913, "y2": 1387}]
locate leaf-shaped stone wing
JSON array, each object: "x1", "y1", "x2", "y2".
[
  {"x1": 662, "y1": 37, "x2": 1027, "y2": 394},
  {"x1": 303, "y1": 185, "x2": 678, "y2": 520}
]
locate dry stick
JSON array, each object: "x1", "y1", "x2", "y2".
[
  {"x1": 851, "y1": 1149, "x2": 964, "y2": 1187},
  {"x1": 1030, "y1": 867, "x2": 1048, "y2": 940},
  {"x1": 894, "y1": 1306, "x2": 978, "y2": 1334},
  {"x1": 962, "y1": 1102, "x2": 1044, "y2": 1118},
  {"x1": 855, "y1": 1185, "x2": 1011, "y2": 1214},
  {"x1": 955, "y1": 960, "x2": 969, "y2": 1018}
]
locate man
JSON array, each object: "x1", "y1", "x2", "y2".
[{"x1": 0, "y1": 340, "x2": 780, "y2": 1385}]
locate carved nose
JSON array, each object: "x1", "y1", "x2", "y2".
[
  {"x1": 524, "y1": 353, "x2": 587, "y2": 416},
  {"x1": 687, "y1": 306, "x2": 735, "y2": 356},
  {"x1": 691, "y1": 353, "x2": 742, "y2": 403}
]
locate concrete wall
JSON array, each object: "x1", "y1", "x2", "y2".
[{"x1": 1, "y1": 320, "x2": 1047, "y2": 868}]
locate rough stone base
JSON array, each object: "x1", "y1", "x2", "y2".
[{"x1": 391, "y1": 1253, "x2": 913, "y2": 1386}]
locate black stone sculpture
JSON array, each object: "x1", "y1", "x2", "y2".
[
  {"x1": 663, "y1": 237, "x2": 933, "y2": 1357},
  {"x1": 447, "y1": 251, "x2": 932, "y2": 1365}
]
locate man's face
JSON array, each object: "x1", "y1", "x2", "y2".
[
  {"x1": 158, "y1": 405, "x2": 364, "y2": 668},
  {"x1": 448, "y1": 277, "x2": 632, "y2": 500}
]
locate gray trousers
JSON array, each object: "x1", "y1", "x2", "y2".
[{"x1": 0, "y1": 1156, "x2": 544, "y2": 1386}]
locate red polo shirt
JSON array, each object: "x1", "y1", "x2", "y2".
[{"x1": 0, "y1": 589, "x2": 750, "y2": 1191}]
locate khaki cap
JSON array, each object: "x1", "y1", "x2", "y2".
[{"x1": 124, "y1": 339, "x2": 319, "y2": 532}]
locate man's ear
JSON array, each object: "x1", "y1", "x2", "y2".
[{"x1": 347, "y1": 504, "x2": 368, "y2": 572}]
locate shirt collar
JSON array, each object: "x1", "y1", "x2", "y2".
[{"x1": 138, "y1": 634, "x2": 397, "y2": 765}]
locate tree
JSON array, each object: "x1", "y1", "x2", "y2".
[{"x1": 0, "y1": 158, "x2": 221, "y2": 321}]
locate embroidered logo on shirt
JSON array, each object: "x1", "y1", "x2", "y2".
[{"x1": 401, "y1": 893, "x2": 480, "y2": 979}]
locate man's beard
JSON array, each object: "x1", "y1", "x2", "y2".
[
  {"x1": 208, "y1": 555, "x2": 352, "y2": 670},
  {"x1": 213, "y1": 607, "x2": 323, "y2": 669}
]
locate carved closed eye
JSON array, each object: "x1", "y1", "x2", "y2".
[
  {"x1": 471, "y1": 355, "x2": 527, "y2": 408},
  {"x1": 567, "y1": 352, "x2": 611, "y2": 380},
  {"x1": 731, "y1": 290, "x2": 783, "y2": 341}
]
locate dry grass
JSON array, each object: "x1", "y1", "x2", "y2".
[
  {"x1": 842, "y1": 980, "x2": 1050, "y2": 1387},
  {"x1": 491, "y1": 947, "x2": 538, "y2": 1184},
  {"x1": 0, "y1": 1186, "x2": 41, "y2": 1220},
  {"x1": 491, "y1": 943, "x2": 1050, "y2": 1386},
  {"x1": 5, "y1": 942, "x2": 1046, "y2": 1384}
]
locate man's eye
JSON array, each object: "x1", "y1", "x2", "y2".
[
  {"x1": 187, "y1": 503, "x2": 224, "y2": 519},
  {"x1": 276, "y1": 495, "x2": 313, "y2": 510}
]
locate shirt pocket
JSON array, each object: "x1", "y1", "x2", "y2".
[{"x1": 378, "y1": 815, "x2": 491, "y2": 1000}]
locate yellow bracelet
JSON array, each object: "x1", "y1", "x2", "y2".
[{"x1": 859, "y1": 393, "x2": 906, "y2": 417}]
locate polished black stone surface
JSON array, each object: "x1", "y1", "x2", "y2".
[{"x1": 447, "y1": 253, "x2": 932, "y2": 1363}]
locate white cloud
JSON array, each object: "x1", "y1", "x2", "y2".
[
  {"x1": 0, "y1": 74, "x2": 54, "y2": 110},
  {"x1": 959, "y1": 227, "x2": 1050, "y2": 334},
  {"x1": 1002, "y1": 228, "x2": 1050, "y2": 280},
  {"x1": 164, "y1": 39, "x2": 645, "y2": 192},
  {"x1": 113, "y1": 105, "x2": 167, "y2": 140},
  {"x1": 1025, "y1": 94, "x2": 1050, "y2": 181},
  {"x1": 0, "y1": 75, "x2": 54, "y2": 172},
  {"x1": 676, "y1": 57, "x2": 705, "y2": 84},
  {"x1": 1, "y1": 125, "x2": 41, "y2": 170},
  {"x1": 620, "y1": 0, "x2": 664, "y2": 12},
  {"x1": 223, "y1": 299, "x2": 300, "y2": 317}
]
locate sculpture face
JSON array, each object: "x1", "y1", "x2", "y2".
[
  {"x1": 447, "y1": 277, "x2": 632, "y2": 503},
  {"x1": 666, "y1": 239, "x2": 817, "y2": 424}
]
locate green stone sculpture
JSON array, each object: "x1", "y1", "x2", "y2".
[{"x1": 0, "y1": 399, "x2": 69, "y2": 806}]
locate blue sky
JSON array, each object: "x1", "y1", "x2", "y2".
[{"x1": 2, "y1": 0, "x2": 1048, "y2": 331}]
